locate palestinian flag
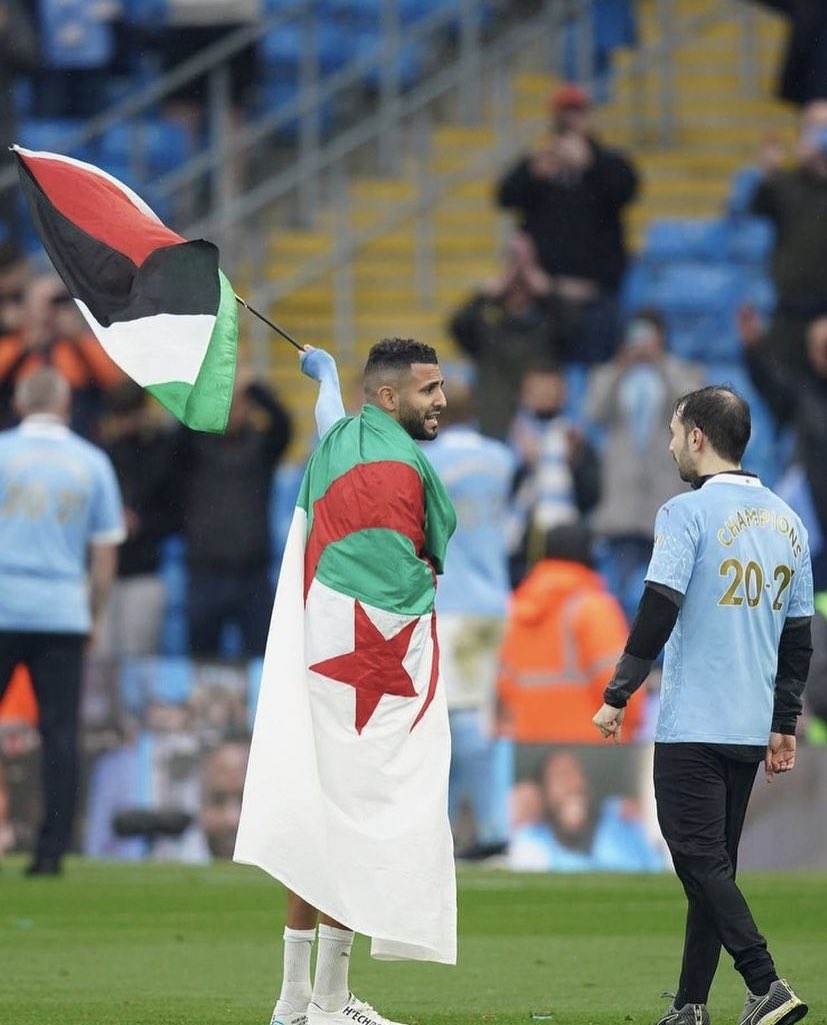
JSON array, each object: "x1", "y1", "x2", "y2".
[
  {"x1": 235, "y1": 403, "x2": 458, "y2": 964},
  {"x1": 13, "y1": 146, "x2": 237, "y2": 433}
]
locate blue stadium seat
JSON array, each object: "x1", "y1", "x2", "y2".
[
  {"x1": 17, "y1": 117, "x2": 94, "y2": 163},
  {"x1": 97, "y1": 118, "x2": 191, "y2": 179},
  {"x1": 727, "y1": 166, "x2": 763, "y2": 217},
  {"x1": 259, "y1": 21, "x2": 304, "y2": 72},
  {"x1": 724, "y1": 216, "x2": 775, "y2": 267},
  {"x1": 740, "y1": 272, "x2": 776, "y2": 317},
  {"x1": 647, "y1": 263, "x2": 745, "y2": 362},
  {"x1": 121, "y1": 0, "x2": 169, "y2": 25},
  {"x1": 641, "y1": 218, "x2": 728, "y2": 263}
]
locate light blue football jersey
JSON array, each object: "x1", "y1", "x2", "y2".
[
  {"x1": 426, "y1": 425, "x2": 514, "y2": 616},
  {"x1": 646, "y1": 472, "x2": 814, "y2": 744},
  {"x1": 0, "y1": 417, "x2": 125, "y2": 634}
]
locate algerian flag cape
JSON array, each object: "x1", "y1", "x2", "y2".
[
  {"x1": 13, "y1": 146, "x2": 237, "y2": 433},
  {"x1": 235, "y1": 403, "x2": 458, "y2": 964}
]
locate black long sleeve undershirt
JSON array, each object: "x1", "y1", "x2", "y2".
[
  {"x1": 603, "y1": 585, "x2": 813, "y2": 739},
  {"x1": 603, "y1": 583, "x2": 680, "y2": 708}
]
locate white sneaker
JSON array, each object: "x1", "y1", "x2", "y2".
[
  {"x1": 270, "y1": 1001, "x2": 309, "y2": 1025},
  {"x1": 307, "y1": 992, "x2": 409, "y2": 1025}
]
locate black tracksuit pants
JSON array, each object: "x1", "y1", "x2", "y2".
[
  {"x1": 654, "y1": 743, "x2": 779, "y2": 1005},
  {"x1": 0, "y1": 631, "x2": 85, "y2": 864}
]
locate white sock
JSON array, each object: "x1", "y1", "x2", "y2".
[
  {"x1": 277, "y1": 927, "x2": 316, "y2": 1011},
  {"x1": 311, "y1": 924, "x2": 354, "y2": 1012}
]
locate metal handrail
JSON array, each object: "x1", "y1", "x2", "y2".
[
  {"x1": 243, "y1": 0, "x2": 741, "y2": 317},
  {"x1": 152, "y1": 0, "x2": 468, "y2": 203},
  {"x1": 0, "y1": 2, "x2": 309, "y2": 196}
]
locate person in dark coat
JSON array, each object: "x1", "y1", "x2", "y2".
[{"x1": 496, "y1": 83, "x2": 639, "y2": 365}]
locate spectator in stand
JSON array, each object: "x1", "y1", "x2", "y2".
[
  {"x1": 0, "y1": 1, "x2": 38, "y2": 244},
  {"x1": 448, "y1": 231, "x2": 562, "y2": 439},
  {"x1": 0, "y1": 275, "x2": 123, "y2": 438},
  {"x1": 496, "y1": 83, "x2": 639, "y2": 365},
  {"x1": 586, "y1": 309, "x2": 704, "y2": 621},
  {"x1": 175, "y1": 370, "x2": 292, "y2": 659},
  {"x1": 497, "y1": 523, "x2": 636, "y2": 746},
  {"x1": 96, "y1": 382, "x2": 179, "y2": 659},
  {"x1": 746, "y1": 1, "x2": 827, "y2": 106},
  {"x1": 740, "y1": 304, "x2": 827, "y2": 589},
  {"x1": 750, "y1": 100, "x2": 827, "y2": 372},
  {"x1": 0, "y1": 240, "x2": 29, "y2": 337},
  {"x1": 507, "y1": 362, "x2": 601, "y2": 584},
  {"x1": 32, "y1": 0, "x2": 119, "y2": 118},
  {"x1": 426, "y1": 369, "x2": 514, "y2": 861}
]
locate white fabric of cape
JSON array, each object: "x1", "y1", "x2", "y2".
[{"x1": 234, "y1": 508, "x2": 457, "y2": 964}]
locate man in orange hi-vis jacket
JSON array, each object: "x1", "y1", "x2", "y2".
[{"x1": 498, "y1": 522, "x2": 640, "y2": 743}]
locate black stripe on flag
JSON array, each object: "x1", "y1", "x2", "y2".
[{"x1": 19, "y1": 160, "x2": 220, "y2": 326}]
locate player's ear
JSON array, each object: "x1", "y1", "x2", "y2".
[{"x1": 376, "y1": 382, "x2": 397, "y2": 412}]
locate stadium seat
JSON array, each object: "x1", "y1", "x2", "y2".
[
  {"x1": 121, "y1": 0, "x2": 169, "y2": 25},
  {"x1": 724, "y1": 216, "x2": 774, "y2": 267},
  {"x1": 97, "y1": 118, "x2": 191, "y2": 179},
  {"x1": 726, "y1": 165, "x2": 763, "y2": 217},
  {"x1": 17, "y1": 117, "x2": 94, "y2": 163},
  {"x1": 740, "y1": 272, "x2": 776, "y2": 317},
  {"x1": 647, "y1": 263, "x2": 745, "y2": 362},
  {"x1": 641, "y1": 218, "x2": 729, "y2": 263}
]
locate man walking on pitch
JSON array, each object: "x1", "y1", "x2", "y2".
[
  {"x1": 593, "y1": 386, "x2": 813, "y2": 1025},
  {"x1": 235, "y1": 339, "x2": 457, "y2": 1025}
]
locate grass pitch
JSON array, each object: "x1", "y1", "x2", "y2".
[{"x1": 0, "y1": 859, "x2": 824, "y2": 1025}]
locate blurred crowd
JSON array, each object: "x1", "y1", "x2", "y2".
[{"x1": 0, "y1": 1, "x2": 827, "y2": 869}]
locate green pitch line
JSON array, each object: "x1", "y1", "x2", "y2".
[{"x1": 0, "y1": 859, "x2": 824, "y2": 1025}]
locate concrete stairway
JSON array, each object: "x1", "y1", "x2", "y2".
[{"x1": 256, "y1": 0, "x2": 794, "y2": 454}]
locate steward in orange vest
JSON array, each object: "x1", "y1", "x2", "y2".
[{"x1": 498, "y1": 523, "x2": 641, "y2": 742}]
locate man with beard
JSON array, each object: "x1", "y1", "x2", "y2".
[
  {"x1": 593, "y1": 386, "x2": 814, "y2": 1025},
  {"x1": 508, "y1": 749, "x2": 661, "y2": 872},
  {"x1": 235, "y1": 339, "x2": 457, "y2": 1025}
]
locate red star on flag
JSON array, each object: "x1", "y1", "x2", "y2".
[{"x1": 310, "y1": 601, "x2": 420, "y2": 734}]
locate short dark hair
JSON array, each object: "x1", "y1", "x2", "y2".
[
  {"x1": 630, "y1": 307, "x2": 667, "y2": 337},
  {"x1": 674, "y1": 385, "x2": 751, "y2": 463},
  {"x1": 364, "y1": 338, "x2": 438, "y2": 377},
  {"x1": 542, "y1": 522, "x2": 594, "y2": 567}
]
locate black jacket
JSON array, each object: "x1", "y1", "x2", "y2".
[
  {"x1": 175, "y1": 383, "x2": 292, "y2": 571},
  {"x1": 496, "y1": 139, "x2": 639, "y2": 290},
  {"x1": 106, "y1": 427, "x2": 180, "y2": 577}
]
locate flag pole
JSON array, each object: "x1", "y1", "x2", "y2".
[{"x1": 234, "y1": 294, "x2": 303, "y2": 351}]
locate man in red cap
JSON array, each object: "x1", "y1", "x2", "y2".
[{"x1": 496, "y1": 82, "x2": 639, "y2": 365}]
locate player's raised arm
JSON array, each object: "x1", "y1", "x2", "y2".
[{"x1": 300, "y1": 345, "x2": 346, "y2": 436}]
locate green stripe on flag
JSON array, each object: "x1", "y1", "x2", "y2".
[
  {"x1": 316, "y1": 529, "x2": 437, "y2": 616},
  {"x1": 185, "y1": 269, "x2": 238, "y2": 433},
  {"x1": 149, "y1": 270, "x2": 238, "y2": 433}
]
